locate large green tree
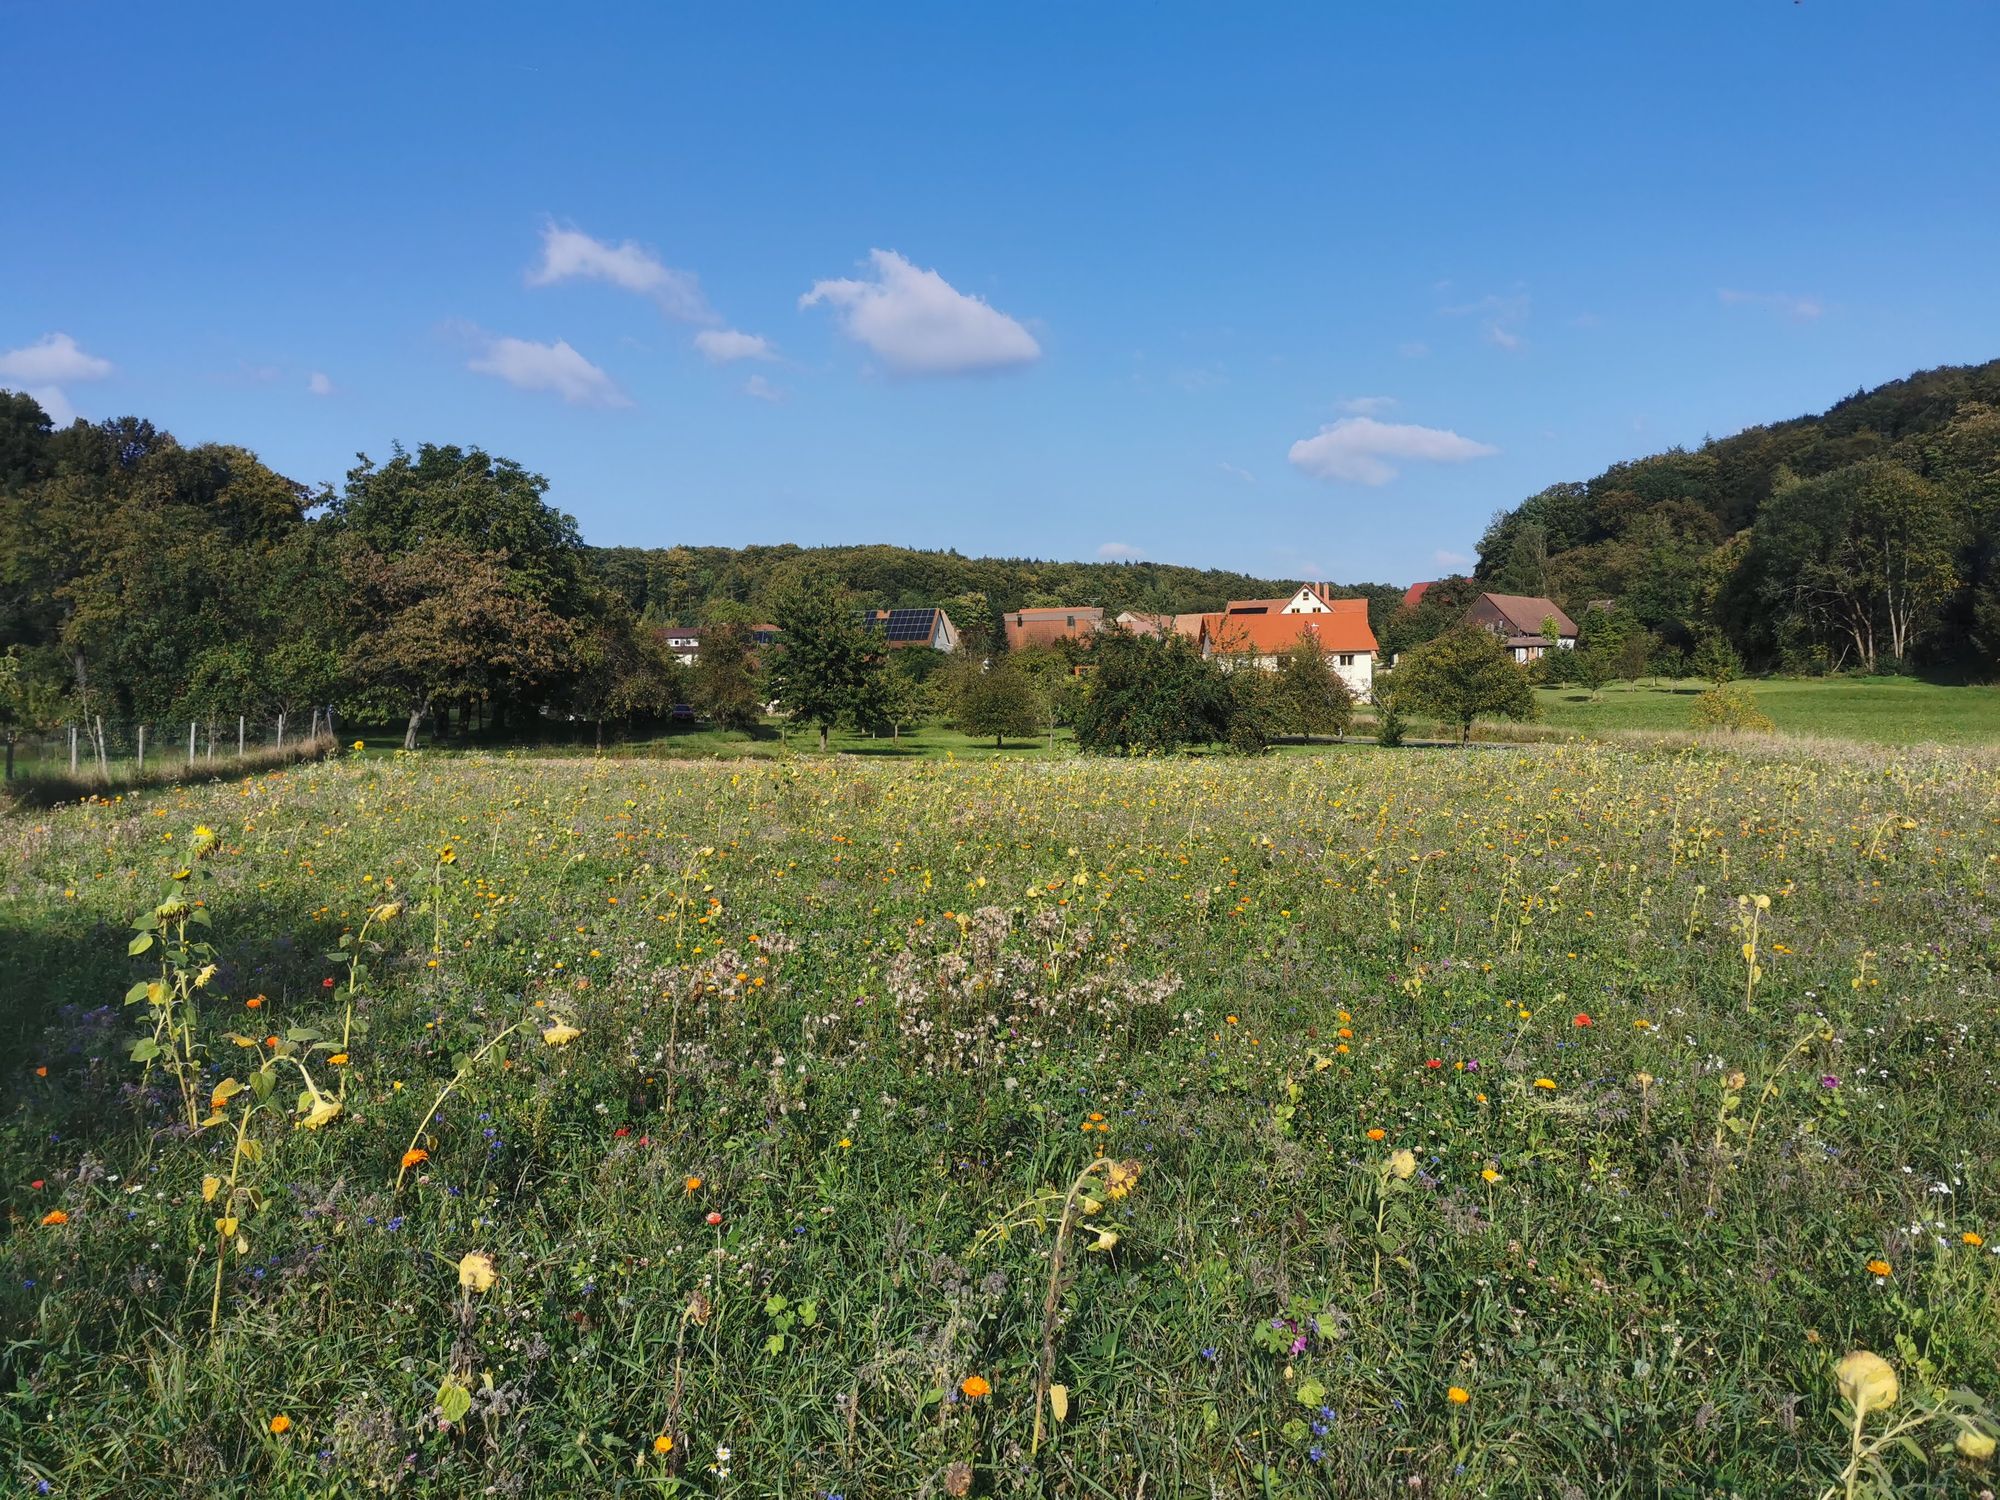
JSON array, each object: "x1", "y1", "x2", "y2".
[
  {"x1": 953, "y1": 663, "x2": 1043, "y2": 748},
  {"x1": 1071, "y1": 629, "x2": 1230, "y2": 754},
  {"x1": 766, "y1": 579, "x2": 881, "y2": 751},
  {"x1": 1391, "y1": 626, "x2": 1536, "y2": 744}
]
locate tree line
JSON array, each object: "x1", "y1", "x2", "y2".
[{"x1": 1469, "y1": 358, "x2": 2000, "y2": 677}]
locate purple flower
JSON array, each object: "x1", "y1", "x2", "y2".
[{"x1": 1820, "y1": 1074, "x2": 1841, "y2": 1089}]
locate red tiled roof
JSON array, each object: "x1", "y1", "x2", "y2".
[
  {"x1": 1402, "y1": 581, "x2": 1434, "y2": 609},
  {"x1": 1201, "y1": 598, "x2": 1377, "y2": 655},
  {"x1": 1003, "y1": 607, "x2": 1103, "y2": 652},
  {"x1": 1473, "y1": 593, "x2": 1576, "y2": 639}
]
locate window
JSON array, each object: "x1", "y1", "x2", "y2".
[{"x1": 1338, "y1": 653, "x2": 1355, "y2": 666}]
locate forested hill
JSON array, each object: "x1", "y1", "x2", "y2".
[
  {"x1": 1473, "y1": 359, "x2": 2000, "y2": 672},
  {"x1": 588, "y1": 542, "x2": 1402, "y2": 631}
]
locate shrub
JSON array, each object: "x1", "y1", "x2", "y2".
[{"x1": 1691, "y1": 683, "x2": 1774, "y2": 732}]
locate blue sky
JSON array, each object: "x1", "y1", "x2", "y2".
[{"x1": 6, "y1": 3, "x2": 1998, "y2": 587}]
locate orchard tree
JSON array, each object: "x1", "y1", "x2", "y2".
[
  {"x1": 954, "y1": 663, "x2": 1044, "y2": 748},
  {"x1": 693, "y1": 615, "x2": 761, "y2": 733},
  {"x1": 1272, "y1": 638, "x2": 1355, "y2": 741},
  {"x1": 342, "y1": 540, "x2": 570, "y2": 749},
  {"x1": 1072, "y1": 628, "x2": 1230, "y2": 754},
  {"x1": 766, "y1": 577, "x2": 881, "y2": 751},
  {"x1": 1392, "y1": 625, "x2": 1536, "y2": 744}
]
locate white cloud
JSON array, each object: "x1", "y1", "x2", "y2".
[
  {"x1": 1218, "y1": 461, "x2": 1257, "y2": 484},
  {"x1": 800, "y1": 249, "x2": 1041, "y2": 376},
  {"x1": 468, "y1": 335, "x2": 628, "y2": 407},
  {"x1": 0, "y1": 331, "x2": 113, "y2": 384},
  {"x1": 1432, "y1": 548, "x2": 1472, "y2": 569},
  {"x1": 528, "y1": 223, "x2": 715, "y2": 324},
  {"x1": 23, "y1": 386, "x2": 79, "y2": 427},
  {"x1": 307, "y1": 371, "x2": 334, "y2": 397},
  {"x1": 1485, "y1": 324, "x2": 1523, "y2": 350},
  {"x1": 1718, "y1": 288, "x2": 1824, "y2": 321},
  {"x1": 742, "y1": 374, "x2": 785, "y2": 402},
  {"x1": 1288, "y1": 416, "x2": 1498, "y2": 486},
  {"x1": 1097, "y1": 542, "x2": 1144, "y2": 560},
  {"x1": 694, "y1": 328, "x2": 776, "y2": 364},
  {"x1": 1339, "y1": 395, "x2": 1397, "y2": 416},
  {"x1": 1442, "y1": 290, "x2": 1530, "y2": 350}
]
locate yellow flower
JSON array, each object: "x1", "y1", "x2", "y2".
[
  {"x1": 1387, "y1": 1149, "x2": 1418, "y2": 1180},
  {"x1": 327, "y1": 1052, "x2": 349, "y2": 1066},
  {"x1": 1957, "y1": 1428, "x2": 1996, "y2": 1462},
  {"x1": 1866, "y1": 1258, "x2": 1892, "y2": 1278},
  {"x1": 268, "y1": 1413, "x2": 292, "y2": 1435},
  {"x1": 458, "y1": 1251, "x2": 497, "y2": 1293},
  {"x1": 191, "y1": 825, "x2": 220, "y2": 858},
  {"x1": 1104, "y1": 1159, "x2": 1142, "y2": 1199},
  {"x1": 1481, "y1": 1167, "x2": 1502, "y2": 1184},
  {"x1": 1086, "y1": 1227, "x2": 1120, "y2": 1252},
  {"x1": 1835, "y1": 1350, "x2": 1899, "y2": 1414},
  {"x1": 351, "y1": 740, "x2": 366, "y2": 751},
  {"x1": 297, "y1": 1097, "x2": 342, "y2": 1130},
  {"x1": 1963, "y1": 1232, "x2": 1985, "y2": 1247},
  {"x1": 1447, "y1": 1386, "x2": 1470, "y2": 1405},
  {"x1": 838, "y1": 1137, "x2": 852, "y2": 1149},
  {"x1": 653, "y1": 1434, "x2": 674, "y2": 1455},
  {"x1": 542, "y1": 1022, "x2": 582, "y2": 1047},
  {"x1": 1533, "y1": 1078, "x2": 1556, "y2": 1090}
]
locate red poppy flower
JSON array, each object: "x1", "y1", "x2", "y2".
[
  {"x1": 1425, "y1": 1058, "x2": 1443, "y2": 1069},
  {"x1": 705, "y1": 1211, "x2": 723, "y2": 1227},
  {"x1": 30, "y1": 1179, "x2": 44, "y2": 1190},
  {"x1": 1573, "y1": 1013, "x2": 1593, "y2": 1027},
  {"x1": 613, "y1": 1126, "x2": 631, "y2": 1138},
  {"x1": 322, "y1": 977, "x2": 336, "y2": 989}
]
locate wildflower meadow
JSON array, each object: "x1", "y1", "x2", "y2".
[{"x1": 4, "y1": 741, "x2": 1998, "y2": 1497}]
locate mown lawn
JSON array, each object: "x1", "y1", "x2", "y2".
[
  {"x1": 1535, "y1": 675, "x2": 2000, "y2": 745},
  {"x1": 3, "y1": 744, "x2": 1997, "y2": 1496}
]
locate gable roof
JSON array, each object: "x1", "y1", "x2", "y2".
[
  {"x1": 1472, "y1": 593, "x2": 1576, "y2": 639},
  {"x1": 1225, "y1": 584, "x2": 1334, "y2": 615},
  {"x1": 1003, "y1": 606, "x2": 1104, "y2": 651},
  {"x1": 1201, "y1": 597, "x2": 1377, "y2": 655},
  {"x1": 1402, "y1": 580, "x2": 1434, "y2": 609}
]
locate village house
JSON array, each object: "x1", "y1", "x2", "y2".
[
  {"x1": 1003, "y1": 606, "x2": 1103, "y2": 651},
  {"x1": 1197, "y1": 588, "x2": 1378, "y2": 694},
  {"x1": 857, "y1": 606, "x2": 960, "y2": 652},
  {"x1": 657, "y1": 624, "x2": 778, "y2": 667},
  {"x1": 1465, "y1": 592, "x2": 1577, "y2": 662}
]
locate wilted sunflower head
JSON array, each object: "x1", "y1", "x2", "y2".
[
  {"x1": 1387, "y1": 1149, "x2": 1418, "y2": 1180},
  {"x1": 1835, "y1": 1350, "x2": 1899, "y2": 1415},
  {"x1": 190, "y1": 825, "x2": 220, "y2": 859},
  {"x1": 1105, "y1": 1159, "x2": 1142, "y2": 1199},
  {"x1": 154, "y1": 895, "x2": 190, "y2": 923},
  {"x1": 370, "y1": 900, "x2": 404, "y2": 924},
  {"x1": 457, "y1": 1251, "x2": 497, "y2": 1293}
]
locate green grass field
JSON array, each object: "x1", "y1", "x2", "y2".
[
  {"x1": 4, "y1": 742, "x2": 1998, "y2": 1495},
  {"x1": 1534, "y1": 675, "x2": 2000, "y2": 745}
]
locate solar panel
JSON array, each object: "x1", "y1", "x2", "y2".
[{"x1": 883, "y1": 608, "x2": 933, "y2": 642}]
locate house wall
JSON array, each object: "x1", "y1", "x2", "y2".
[{"x1": 1213, "y1": 650, "x2": 1374, "y2": 696}]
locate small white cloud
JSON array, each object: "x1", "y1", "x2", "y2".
[
  {"x1": 742, "y1": 374, "x2": 785, "y2": 402},
  {"x1": 694, "y1": 328, "x2": 776, "y2": 364},
  {"x1": 1485, "y1": 324, "x2": 1523, "y2": 351},
  {"x1": 0, "y1": 332, "x2": 113, "y2": 384},
  {"x1": 307, "y1": 371, "x2": 334, "y2": 397},
  {"x1": 1339, "y1": 395, "x2": 1397, "y2": 416},
  {"x1": 23, "y1": 386, "x2": 79, "y2": 427},
  {"x1": 468, "y1": 335, "x2": 628, "y2": 407},
  {"x1": 1718, "y1": 288, "x2": 1823, "y2": 321},
  {"x1": 800, "y1": 249, "x2": 1041, "y2": 376},
  {"x1": 528, "y1": 223, "x2": 715, "y2": 324},
  {"x1": 1097, "y1": 542, "x2": 1144, "y2": 560},
  {"x1": 1288, "y1": 416, "x2": 1498, "y2": 486},
  {"x1": 1432, "y1": 548, "x2": 1472, "y2": 569},
  {"x1": 1398, "y1": 341, "x2": 1430, "y2": 359},
  {"x1": 1218, "y1": 461, "x2": 1256, "y2": 484}
]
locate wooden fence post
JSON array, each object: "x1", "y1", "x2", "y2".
[
  {"x1": 137, "y1": 724, "x2": 146, "y2": 770},
  {"x1": 69, "y1": 724, "x2": 78, "y2": 773},
  {"x1": 188, "y1": 721, "x2": 196, "y2": 765},
  {"x1": 238, "y1": 715, "x2": 245, "y2": 757},
  {"x1": 276, "y1": 712, "x2": 285, "y2": 750}
]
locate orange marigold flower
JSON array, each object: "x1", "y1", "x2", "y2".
[
  {"x1": 245, "y1": 995, "x2": 264, "y2": 1009},
  {"x1": 268, "y1": 1414, "x2": 292, "y2": 1435},
  {"x1": 41, "y1": 1209, "x2": 68, "y2": 1226},
  {"x1": 1366, "y1": 1127, "x2": 1387, "y2": 1141},
  {"x1": 401, "y1": 1148, "x2": 429, "y2": 1171},
  {"x1": 960, "y1": 1374, "x2": 991, "y2": 1400},
  {"x1": 1447, "y1": 1386, "x2": 1470, "y2": 1405},
  {"x1": 683, "y1": 1176, "x2": 702, "y2": 1197},
  {"x1": 1867, "y1": 1258, "x2": 1893, "y2": 1278}
]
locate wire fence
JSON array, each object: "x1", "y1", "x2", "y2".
[{"x1": 3, "y1": 708, "x2": 342, "y2": 780}]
